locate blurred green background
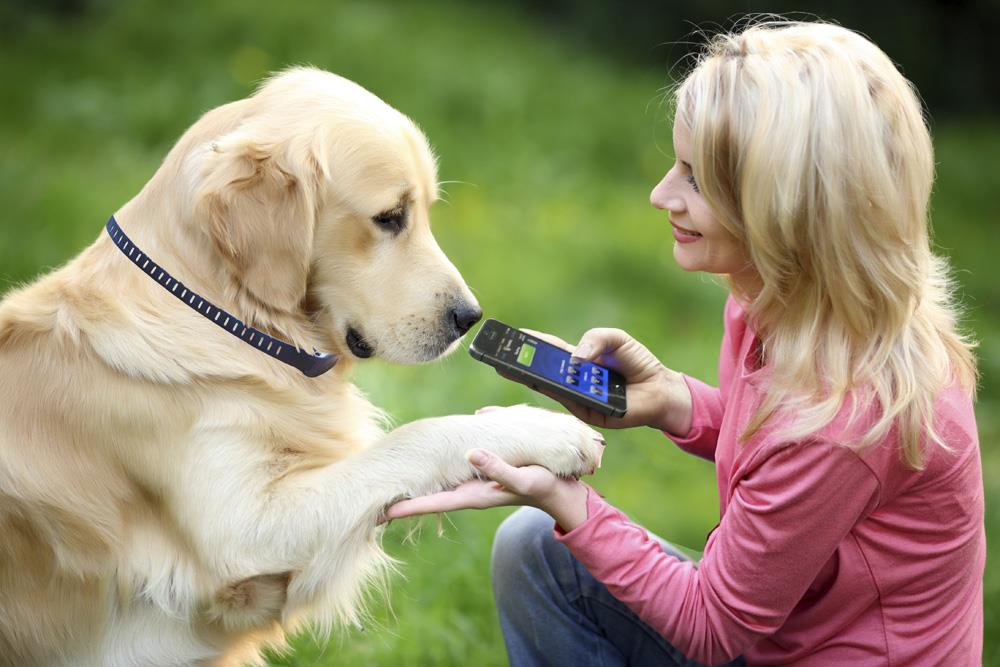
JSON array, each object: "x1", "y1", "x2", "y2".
[{"x1": 0, "y1": 0, "x2": 996, "y2": 664}]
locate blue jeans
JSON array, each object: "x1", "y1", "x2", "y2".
[{"x1": 490, "y1": 507, "x2": 746, "y2": 667}]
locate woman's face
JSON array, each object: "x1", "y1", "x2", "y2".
[{"x1": 650, "y1": 119, "x2": 758, "y2": 290}]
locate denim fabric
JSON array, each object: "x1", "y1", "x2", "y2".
[{"x1": 490, "y1": 507, "x2": 745, "y2": 667}]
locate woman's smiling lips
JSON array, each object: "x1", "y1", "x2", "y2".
[{"x1": 670, "y1": 220, "x2": 703, "y2": 244}]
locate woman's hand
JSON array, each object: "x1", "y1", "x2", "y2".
[
  {"x1": 513, "y1": 328, "x2": 693, "y2": 436},
  {"x1": 383, "y1": 448, "x2": 591, "y2": 531}
]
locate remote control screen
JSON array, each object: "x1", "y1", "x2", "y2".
[{"x1": 516, "y1": 339, "x2": 609, "y2": 403}]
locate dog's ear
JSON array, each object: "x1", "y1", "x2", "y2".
[{"x1": 196, "y1": 132, "x2": 316, "y2": 313}]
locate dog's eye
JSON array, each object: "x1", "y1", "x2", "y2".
[{"x1": 372, "y1": 210, "x2": 407, "y2": 235}]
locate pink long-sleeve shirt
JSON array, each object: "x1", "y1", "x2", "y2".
[{"x1": 556, "y1": 297, "x2": 985, "y2": 666}]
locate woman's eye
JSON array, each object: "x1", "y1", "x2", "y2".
[
  {"x1": 372, "y1": 210, "x2": 406, "y2": 234},
  {"x1": 686, "y1": 174, "x2": 701, "y2": 194}
]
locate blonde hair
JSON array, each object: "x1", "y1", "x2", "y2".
[{"x1": 674, "y1": 20, "x2": 978, "y2": 468}]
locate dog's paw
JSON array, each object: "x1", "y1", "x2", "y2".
[{"x1": 474, "y1": 404, "x2": 605, "y2": 478}]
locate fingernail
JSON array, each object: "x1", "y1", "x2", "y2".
[
  {"x1": 467, "y1": 449, "x2": 488, "y2": 466},
  {"x1": 572, "y1": 344, "x2": 592, "y2": 361}
]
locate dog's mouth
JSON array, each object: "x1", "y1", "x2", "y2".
[{"x1": 346, "y1": 326, "x2": 375, "y2": 358}]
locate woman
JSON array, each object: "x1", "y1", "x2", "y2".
[{"x1": 387, "y1": 20, "x2": 984, "y2": 666}]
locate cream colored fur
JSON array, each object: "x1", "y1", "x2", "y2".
[{"x1": 0, "y1": 67, "x2": 601, "y2": 666}]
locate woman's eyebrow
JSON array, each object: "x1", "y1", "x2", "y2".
[{"x1": 680, "y1": 160, "x2": 693, "y2": 170}]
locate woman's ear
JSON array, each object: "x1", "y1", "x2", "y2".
[{"x1": 195, "y1": 131, "x2": 316, "y2": 313}]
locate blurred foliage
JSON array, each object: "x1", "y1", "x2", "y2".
[
  {"x1": 0, "y1": 0, "x2": 996, "y2": 665},
  {"x1": 486, "y1": 0, "x2": 999, "y2": 116}
]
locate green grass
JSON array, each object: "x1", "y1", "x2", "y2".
[{"x1": 0, "y1": 1, "x2": 997, "y2": 664}]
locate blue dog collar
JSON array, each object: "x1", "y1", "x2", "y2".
[{"x1": 105, "y1": 215, "x2": 338, "y2": 378}]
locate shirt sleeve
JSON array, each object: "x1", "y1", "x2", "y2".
[{"x1": 555, "y1": 441, "x2": 881, "y2": 666}]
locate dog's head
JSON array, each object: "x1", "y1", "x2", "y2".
[{"x1": 191, "y1": 67, "x2": 480, "y2": 364}]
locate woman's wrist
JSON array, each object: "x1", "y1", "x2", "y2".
[
  {"x1": 539, "y1": 479, "x2": 590, "y2": 532},
  {"x1": 654, "y1": 367, "x2": 694, "y2": 436}
]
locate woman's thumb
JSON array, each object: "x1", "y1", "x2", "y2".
[
  {"x1": 467, "y1": 449, "x2": 513, "y2": 484},
  {"x1": 572, "y1": 327, "x2": 640, "y2": 367},
  {"x1": 572, "y1": 328, "x2": 616, "y2": 362},
  {"x1": 467, "y1": 448, "x2": 490, "y2": 467},
  {"x1": 571, "y1": 342, "x2": 594, "y2": 362}
]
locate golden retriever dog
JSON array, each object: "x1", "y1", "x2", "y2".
[{"x1": 0, "y1": 67, "x2": 603, "y2": 666}]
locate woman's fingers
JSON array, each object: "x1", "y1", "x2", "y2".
[
  {"x1": 383, "y1": 449, "x2": 537, "y2": 521},
  {"x1": 572, "y1": 327, "x2": 631, "y2": 362},
  {"x1": 383, "y1": 492, "x2": 462, "y2": 520},
  {"x1": 468, "y1": 450, "x2": 566, "y2": 499},
  {"x1": 509, "y1": 326, "x2": 639, "y2": 370},
  {"x1": 383, "y1": 479, "x2": 519, "y2": 520},
  {"x1": 521, "y1": 328, "x2": 575, "y2": 353},
  {"x1": 467, "y1": 448, "x2": 521, "y2": 489},
  {"x1": 381, "y1": 452, "x2": 568, "y2": 524}
]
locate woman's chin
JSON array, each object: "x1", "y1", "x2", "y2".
[{"x1": 672, "y1": 244, "x2": 704, "y2": 273}]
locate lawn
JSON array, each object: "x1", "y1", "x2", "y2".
[{"x1": 0, "y1": 1, "x2": 996, "y2": 664}]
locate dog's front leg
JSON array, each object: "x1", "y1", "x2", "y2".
[
  {"x1": 352, "y1": 404, "x2": 605, "y2": 516},
  {"x1": 270, "y1": 405, "x2": 601, "y2": 625},
  {"x1": 191, "y1": 405, "x2": 602, "y2": 635}
]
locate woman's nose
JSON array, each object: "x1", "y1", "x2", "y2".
[{"x1": 650, "y1": 174, "x2": 684, "y2": 212}]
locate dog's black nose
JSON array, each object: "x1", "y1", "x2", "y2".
[{"x1": 449, "y1": 303, "x2": 483, "y2": 336}]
